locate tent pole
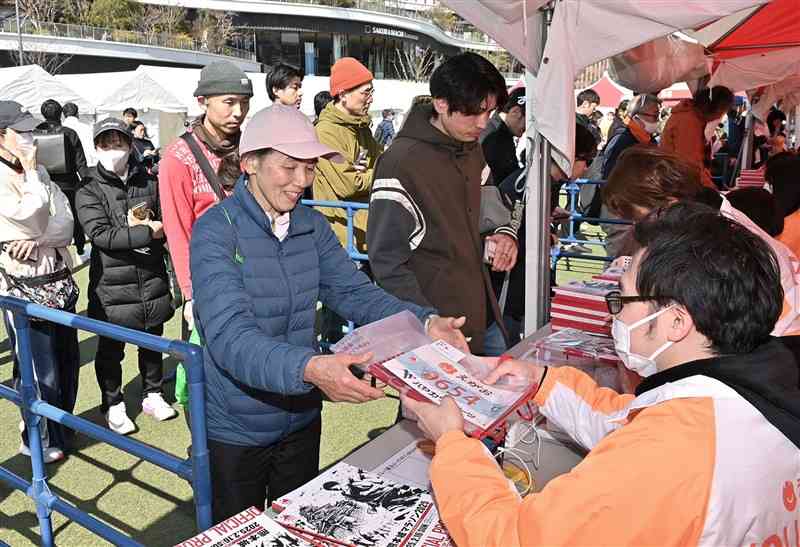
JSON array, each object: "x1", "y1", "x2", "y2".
[
  {"x1": 14, "y1": 0, "x2": 23, "y2": 66},
  {"x1": 742, "y1": 110, "x2": 754, "y2": 169},
  {"x1": 523, "y1": 4, "x2": 554, "y2": 336}
]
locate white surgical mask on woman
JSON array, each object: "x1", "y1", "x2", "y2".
[
  {"x1": 96, "y1": 148, "x2": 130, "y2": 176},
  {"x1": 637, "y1": 116, "x2": 659, "y2": 135},
  {"x1": 611, "y1": 305, "x2": 675, "y2": 377}
]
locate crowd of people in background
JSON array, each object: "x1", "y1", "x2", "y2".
[{"x1": 0, "y1": 49, "x2": 798, "y2": 541}]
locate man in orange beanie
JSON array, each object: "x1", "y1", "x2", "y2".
[
  {"x1": 313, "y1": 57, "x2": 383, "y2": 254},
  {"x1": 314, "y1": 57, "x2": 383, "y2": 344}
]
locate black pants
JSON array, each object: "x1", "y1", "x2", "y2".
[
  {"x1": 95, "y1": 323, "x2": 164, "y2": 411},
  {"x1": 62, "y1": 188, "x2": 85, "y2": 253},
  {"x1": 5, "y1": 307, "x2": 80, "y2": 450},
  {"x1": 209, "y1": 417, "x2": 322, "y2": 523}
]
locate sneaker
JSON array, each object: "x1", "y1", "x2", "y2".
[
  {"x1": 106, "y1": 402, "x2": 136, "y2": 435},
  {"x1": 19, "y1": 442, "x2": 65, "y2": 464},
  {"x1": 142, "y1": 393, "x2": 177, "y2": 422}
]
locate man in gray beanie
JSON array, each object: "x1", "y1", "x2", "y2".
[{"x1": 158, "y1": 60, "x2": 253, "y2": 345}]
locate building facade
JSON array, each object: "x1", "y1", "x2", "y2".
[{"x1": 138, "y1": 0, "x2": 503, "y2": 79}]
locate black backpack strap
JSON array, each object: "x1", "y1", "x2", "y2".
[{"x1": 180, "y1": 132, "x2": 227, "y2": 202}]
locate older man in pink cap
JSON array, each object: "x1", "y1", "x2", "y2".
[{"x1": 189, "y1": 105, "x2": 469, "y2": 523}]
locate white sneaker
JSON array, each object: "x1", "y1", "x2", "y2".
[
  {"x1": 106, "y1": 402, "x2": 136, "y2": 435},
  {"x1": 142, "y1": 393, "x2": 177, "y2": 422},
  {"x1": 19, "y1": 441, "x2": 64, "y2": 464}
]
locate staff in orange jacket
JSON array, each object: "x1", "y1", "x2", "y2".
[
  {"x1": 404, "y1": 202, "x2": 800, "y2": 547},
  {"x1": 660, "y1": 85, "x2": 734, "y2": 189}
]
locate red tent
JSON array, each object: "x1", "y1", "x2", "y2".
[
  {"x1": 708, "y1": 0, "x2": 800, "y2": 60},
  {"x1": 578, "y1": 72, "x2": 632, "y2": 109}
]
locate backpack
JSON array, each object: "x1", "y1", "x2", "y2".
[{"x1": 374, "y1": 122, "x2": 386, "y2": 145}]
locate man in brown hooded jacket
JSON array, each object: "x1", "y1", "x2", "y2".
[{"x1": 367, "y1": 53, "x2": 516, "y2": 355}]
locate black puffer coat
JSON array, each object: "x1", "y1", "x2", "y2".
[{"x1": 76, "y1": 161, "x2": 174, "y2": 330}]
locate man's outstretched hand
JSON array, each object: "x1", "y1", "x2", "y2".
[{"x1": 426, "y1": 315, "x2": 469, "y2": 353}]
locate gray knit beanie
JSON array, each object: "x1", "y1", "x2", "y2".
[{"x1": 194, "y1": 61, "x2": 254, "y2": 98}]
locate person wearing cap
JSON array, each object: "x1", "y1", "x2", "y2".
[
  {"x1": 76, "y1": 118, "x2": 176, "y2": 435},
  {"x1": 190, "y1": 105, "x2": 469, "y2": 522},
  {"x1": 313, "y1": 57, "x2": 383, "y2": 253},
  {"x1": 159, "y1": 60, "x2": 253, "y2": 342},
  {"x1": 0, "y1": 101, "x2": 80, "y2": 464}
]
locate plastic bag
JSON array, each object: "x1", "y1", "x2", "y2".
[
  {"x1": 608, "y1": 35, "x2": 707, "y2": 94},
  {"x1": 174, "y1": 328, "x2": 202, "y2": 406}
]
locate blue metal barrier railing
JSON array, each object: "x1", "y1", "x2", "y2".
[
  {"x1": 301, "y1": 199, "x2": 369, "y2": 263},
  {"x1": 301, "y1": 199, "x2": 369, "y2": 341},
  {"x1": 0, "y1": 297, "x2": 211, "y2": 547},
  {"x1": 554, "y1": 179, "x2": 634, "y2": 268}
]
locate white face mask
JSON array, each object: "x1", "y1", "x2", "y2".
[
  {"x1": 637, "y1": 116, "x2": 658, "y2": 135},
  {"x1": 96, "y1": 148, "x2": 130, "y2": 176},
  {"x1": 612, "y1": 305, "x2": 675, "y2": 377}
]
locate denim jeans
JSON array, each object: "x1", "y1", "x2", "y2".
[
  {"x1": 6, "y1": 307, "x2": 80, "y2": 450},
  {"x1": 483, "y1": 321, "x2": 509, "y2": 357}
]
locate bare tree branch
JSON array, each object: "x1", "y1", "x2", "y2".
[
  {"x1": 17, "y1": 0, "x2": 61, "y2": 28},
  {"x1": 10, "y1": 48, "x2": 72, "y2": 75},
  {"x1": 392, "y1": 46, "x2": 440, "y2": 82}
]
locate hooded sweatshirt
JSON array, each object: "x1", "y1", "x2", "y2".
[
  {"x1": 367, "y1": 103, "x2": 506, "y2": 354},
  {"x1": 429, "y1": 337, "x2": 800, "y2": 546},
  {"x1": 661, "y1": 100, "x2": 716, "y2": 188},
  {"x1": 313, "y1": 101, "x2": 383, "y2": 252}
]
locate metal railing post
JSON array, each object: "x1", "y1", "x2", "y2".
[
  {"x1": 182, "y1": 341, "x2": 213, "y2": 531},
  {"x1": 14, "y1": 311, "x2": 55, "y2": 547}
]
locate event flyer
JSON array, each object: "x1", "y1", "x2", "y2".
[
  {"x1": 273, "y1": 463, "x2": 449, "y2": 547},
  {"x1": 174, "y1": 506, "x2": 312, "y2": 547},
  {"x1": 382, "y1": 340, "x2": 527, "y2": 431}
]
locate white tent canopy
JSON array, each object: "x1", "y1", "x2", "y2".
[
  {"x1": 710, "y1": 46, "x2": 800, "y2": 98},
  {"x1": 444, "y1": 0, "x2": 768, "y2": 170},
  {"x1": 442, "y1": 0, "x2": 769, "y2": 333},
  {"x1": 0, "y1": 65, "x2": 94, "y2": 118}
]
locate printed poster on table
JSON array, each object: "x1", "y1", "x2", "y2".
[
  {"x1": 174, "y1": 506, "x2": 311, "y2": 547},
  {"x1": 273, "y1": 462, "x2": 450, "y2": 547}
]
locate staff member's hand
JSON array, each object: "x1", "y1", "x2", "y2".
[
  {"x1": 401, "y1": 395, "x2": 464, "y2": 442},
  {"x1": 304, "y1": 352, "x2": 384, "y2": 403},
  {"x1": 426, "y1": 315, "x2": 469, "y2": 353},
  {"x1": 485, "y1": 233, "x2": 518, "y2": 272}
]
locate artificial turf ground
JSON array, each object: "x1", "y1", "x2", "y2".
[{"x1": 0, "y1": 223, "x2": 605, "y2": 546}]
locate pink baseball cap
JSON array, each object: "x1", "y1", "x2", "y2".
[{"x1": 239, "y1": 105, "x2": 343, "y2": 162}]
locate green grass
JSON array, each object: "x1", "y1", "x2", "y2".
[{"x1": 0, "y1": 261, "x2": 399, "y2": 546}]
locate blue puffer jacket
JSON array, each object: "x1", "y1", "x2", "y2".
[{"x1": 190, "y1": 179, "x2": 434, "y2": 447}]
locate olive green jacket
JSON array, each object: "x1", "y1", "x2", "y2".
[{"x1": 313, "y1": 102, "x2": 383, "y2": 252}]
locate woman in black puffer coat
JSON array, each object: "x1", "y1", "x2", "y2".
[{"x1": 76, "y1": 118, "x2": 176, "y2": 435}]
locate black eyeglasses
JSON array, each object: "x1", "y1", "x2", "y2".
[
  {"x1": 576, "y1": 153, "x2": 596, "y2": 164},
  {"x1": 604, "y1": 290, "x2": 670, "y2": 315}
]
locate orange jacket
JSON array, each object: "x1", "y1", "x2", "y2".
[
  {"x1": 660, "y1": 101, "x2": 715, "y2": 188},
  {"x1": 778, "y1": 210, "x2": 800, "y2": 260},
  {"x1": 430, "y1": 364, "x2": 800, "y2": 546}
]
